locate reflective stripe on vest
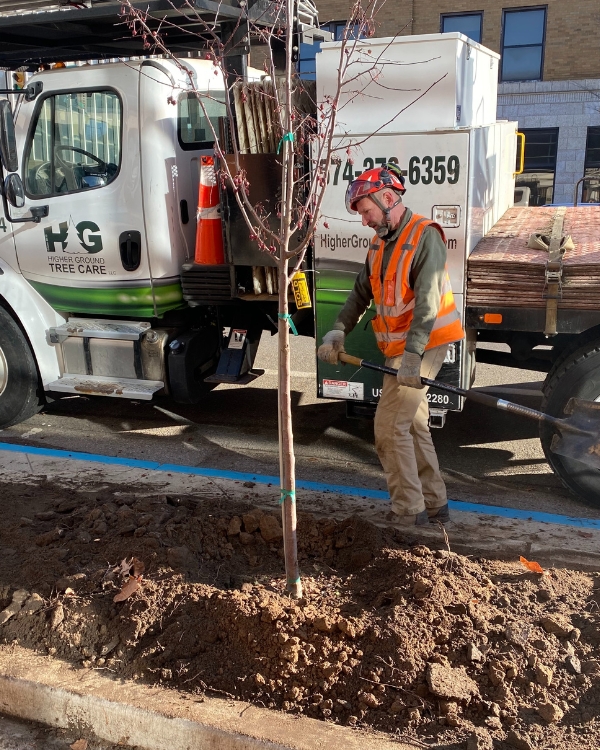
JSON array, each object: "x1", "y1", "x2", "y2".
[{"x1": 368, "y1": 213, "x2": 464, "y2": 358}]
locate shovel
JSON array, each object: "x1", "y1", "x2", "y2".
[{"x1": 338, "y1": 352, "x2": 600, "y2": 470}]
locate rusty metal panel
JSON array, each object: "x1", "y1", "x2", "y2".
[{"x1": 467, "y1": 206, "x2": 600, "y2": 310}]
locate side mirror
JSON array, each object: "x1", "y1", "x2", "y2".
[
  {"x1": 5, "y1": 173, "x2": 25, "y2": 208},
  {"x1": 0, "y1": 100, "x2": 18, "y2": 173}
]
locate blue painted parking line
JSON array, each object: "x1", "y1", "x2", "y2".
[{"x1": 1, "y1": 440, "x2": 599, "y2": 530}]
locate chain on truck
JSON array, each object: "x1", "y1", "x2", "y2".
[{"x1": 0, "y1": 2, "x2": 600, "y2": 506}]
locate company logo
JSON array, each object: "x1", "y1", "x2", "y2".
[{"x1": 44, "y1": 220, "x2": 103, "y2": 254}]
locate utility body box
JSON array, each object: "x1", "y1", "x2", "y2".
[{"x1": 314, "y1": 35, "x2": 516, "y2": 410}]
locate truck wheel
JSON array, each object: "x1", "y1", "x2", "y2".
[
  {"x1": 0, "y1": 306, "x2": 43, "y2": 428},
  {"x1": 543, "y1": 325, "x2": 600, "y2": 396},
  {"x1": 540, "y1": 339, "x2": 600, "y2": 507}
]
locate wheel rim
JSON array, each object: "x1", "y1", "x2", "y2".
[{"x1": 0, "y1": 344, "x2": 7, "y2": 397}]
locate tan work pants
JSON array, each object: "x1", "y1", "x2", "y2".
[{"x1": 374, "y1": 345, "x2": 448, "y2": 517}]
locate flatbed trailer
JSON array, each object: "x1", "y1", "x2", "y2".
[{"x1": 466, "y1": 205, "x2": 600, "y2": 503}]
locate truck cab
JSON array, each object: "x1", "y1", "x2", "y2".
[{"x1": 0, "y1": 59, "x2": 274, "y2": 421}]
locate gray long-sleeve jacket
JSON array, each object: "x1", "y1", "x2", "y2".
[{"x1": 332, "y1": 208, "x2": 449, "y2": 357}]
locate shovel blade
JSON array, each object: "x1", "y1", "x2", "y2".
[{"x1": 550, "y1": 398, "x2": 600, "y2": 469}]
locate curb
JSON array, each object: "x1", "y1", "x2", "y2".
[{"x1": 0, "y1": 647, "x2": 414, "y2": 750}]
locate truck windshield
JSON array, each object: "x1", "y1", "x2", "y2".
[
  {"x1": 178, "y1": 92, "x2": 226, "y2": 150},
  {"x1": 24, "y1": 90, "x2": 121, "y2": 197}
]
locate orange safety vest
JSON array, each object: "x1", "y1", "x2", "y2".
[{"x1": 368, "y1": 213, "x2": 464, "y2": 358}]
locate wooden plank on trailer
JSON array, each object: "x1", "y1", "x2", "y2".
[
  {"x1": 233, "y1": 82, "x2": 250, "y2": 154},
  {"x1": 255, "y1": 82, "x2": 270, "y2": 154}
]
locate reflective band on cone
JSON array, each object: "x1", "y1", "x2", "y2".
[{"x1": 194, "y1": 155, "x2": 225, "y2": 265}]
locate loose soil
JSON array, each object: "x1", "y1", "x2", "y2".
[{"x1": 0, "y1": 477, "x2": 599, "y2": 750}]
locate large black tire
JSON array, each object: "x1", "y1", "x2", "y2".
[
  {"x1": 540, "y1": 339, "x2": 600, "y2": 507},
  {"x1": 0, "y1": 305, "x2": 43, "y2": 428},
  {"x1": 543, "y1": 324, "x2": 600, "y2": 396}
]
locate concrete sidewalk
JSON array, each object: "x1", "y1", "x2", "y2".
[{"x1": 0, "y1": 441, "x2": 599, "y2": 570}]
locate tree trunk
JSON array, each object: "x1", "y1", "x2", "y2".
[{"x1": 278, "y1": 255, "x2": 302, "y2": 598}]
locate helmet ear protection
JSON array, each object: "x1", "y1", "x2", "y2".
[{"x1": 381, "y1": 162, "x2": 406, "y2": 193}]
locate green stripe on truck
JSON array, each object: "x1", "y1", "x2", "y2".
[{"x1": 29, "y1": 281, "x2": 184, "y2": 317}]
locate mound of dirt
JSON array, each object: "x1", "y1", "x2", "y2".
[{"x1": 0, "y1": 478, "x2": 599, "y2": 750}]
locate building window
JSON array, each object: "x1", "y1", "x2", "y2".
[
  {"x1": 582, "y1": 126, "x2": 600, "y2": 203},
  {"x1": 515, "y1": 127, "x2": 558, "y2": 206},
  {"x1": 441, "y1": 13, "x2": 482, "y2": 44},
  {"x1": 297, "y1": 21, "x2": 364, "y2": 80},
  {"x1": 501, "y1": 7, "x2": 546, "y2": 82}
]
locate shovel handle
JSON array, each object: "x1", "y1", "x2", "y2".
[
  {"x1": 338, "y1": 351, "x2": 567, "y2": 430},
  {"x1": 340, "y1": 353, "x2": 506, "y2": 408},
  {"x1": 339, "y1": 353, "x2": 363, "y2": 367}
]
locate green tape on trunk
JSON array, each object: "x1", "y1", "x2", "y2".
[
  {"x1": 280, "y1": 489, "x2": 296, "y2": 505},
  {"x1": 278, "y1": 312, "x2": 298, "y2": 336}
]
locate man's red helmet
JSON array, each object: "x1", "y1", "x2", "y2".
[{"x1": 345, "y1": 162, "x2": 406, "y2": 214}]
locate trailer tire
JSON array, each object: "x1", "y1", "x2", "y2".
[
  {"x1": 0, "y1": 306, "x2": 43, "y2": 428},
  {"x1": 540, "y1": 339, "x2": 600, "y2": 507}
]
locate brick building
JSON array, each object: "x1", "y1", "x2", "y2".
[{"x1": 310, "y1": 0, "x2": 600, "y2": 205}]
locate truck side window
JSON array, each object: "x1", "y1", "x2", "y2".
[
  {"x1": 178, "y1": 92, "x2": 226, "y2": 150},
  {"x1": 24, "y1": 90, "x2": 122, "y2": 197}
]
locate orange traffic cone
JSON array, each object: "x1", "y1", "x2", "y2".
[{"x1": 194, "y1": 156, "x2": 225, "y2": 265}]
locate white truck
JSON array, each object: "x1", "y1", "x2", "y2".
[{"x1": 0, "y1": 24, "x2": 600, "y2": 505}]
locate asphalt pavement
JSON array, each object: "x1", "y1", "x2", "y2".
[{"x1": 0, "y1": 712, "x2": 118, "y2": 750}]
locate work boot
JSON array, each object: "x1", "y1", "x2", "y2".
[
  {"x1": 427, "y1": 503, "x2": 450, "y2": 524},
  {"x1": 387, "y1": 509, "x2": 430, "y2": 527}
]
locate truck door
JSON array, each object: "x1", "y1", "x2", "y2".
[{"x1": 13, "y1": 72, "x2": 157, "y2": 317}]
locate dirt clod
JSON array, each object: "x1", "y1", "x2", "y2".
[
  {"x1": 540, "y1": 614, "x2": 573, "y2": 637},
  {"x1": 466, "y1": 728, "x2": 493, "y2": 750},
  {"x1": 537, "y1": 699, "x2": 564, "y2": 724},
  {"x1": 0, "y1": 589, "x2": 29, "y2": 625},
  {"x1": 535, "y1": 663, "x2": 553, "y2": 687},
  {"x1": 21, "y1": 593, "x2": 44, "y2": 615},
  {"x1": 506, "y1": 729, "x2": 535, "y2": 750},
  {"x1": 426, "y1": 663, "x2": 478, "y2": 701},
  {"x1": 505, "y1": 622, "x2": 532, "y2": 647},
  {"x1": 565, "y1": 654, "x2": 582, "y2": 674},
  {"x1": 467, "y1": 643, "x2": 484, "y2": 662},
  {"x1": 259, "y1": 514, "x2": 283, "y2": 542}
]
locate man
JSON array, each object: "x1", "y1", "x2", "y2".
[{"x1": 317, "y1": 163, "x2": 464, "y2": 527}]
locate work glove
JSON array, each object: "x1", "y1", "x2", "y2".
[
  {"x1": 396, "y1": 351, "x2": 424, "y2": 389},
  {"x1": 317, "y1": 329, "x2": 345, "y2": 365}
]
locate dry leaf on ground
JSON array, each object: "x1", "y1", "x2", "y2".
[
  {"x1": 118, "y1": 557, "x2": 133, "y2": 575},
  {"x1": 70, "y1": 740, "x2": 88, "y2": 750},
  {"x1": 520, "y1": 556, "x2": 544, "y2": 574},
  {"x1": 113, "y1": 575, "x2": 142, "y2": 602}
]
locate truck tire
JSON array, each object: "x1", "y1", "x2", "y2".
[
  {"x1": 543, "y1": 324, "x2": 600, "y2": 396},
  {"x1": 540, "y1": 339, "x2": 600, "y2": 507},
  {"x1": 0, "y1": 306, "x2": 43, "y2": 428}
]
